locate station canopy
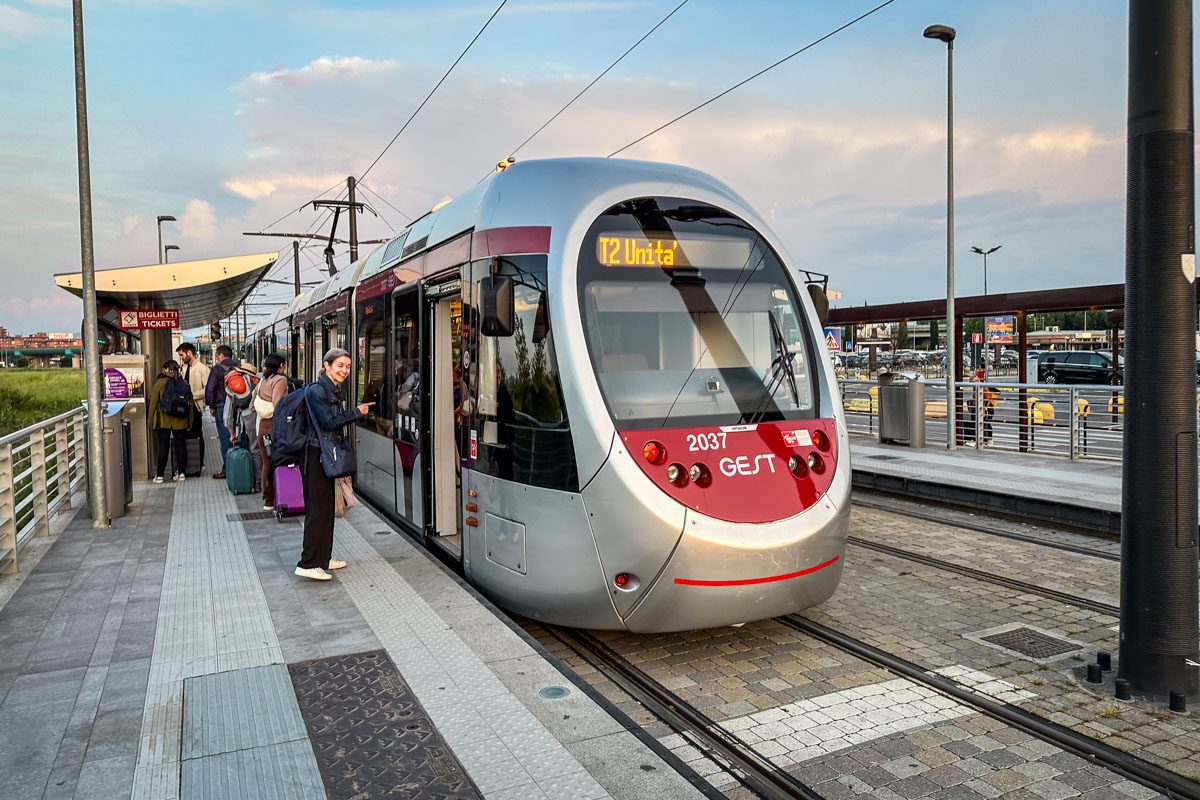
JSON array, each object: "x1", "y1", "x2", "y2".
[{"x1": 54, "y1": 253, "x2": 278, "y2": 330}]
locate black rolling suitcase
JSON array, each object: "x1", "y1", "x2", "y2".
[{"x1": 183, "y1": 436, "x2": 203, "y2": 477}]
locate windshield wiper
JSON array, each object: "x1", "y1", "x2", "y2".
[{"x1": 745, "y1": 312, "x2": 798, "y2": 424}]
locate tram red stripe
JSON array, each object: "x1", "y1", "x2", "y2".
[
  {"x1": 473, "y1": 226, "x2": 551, "y2": 257},
  {"x1": 673, "y1": 555, "x2": 840, "y2": 587}
]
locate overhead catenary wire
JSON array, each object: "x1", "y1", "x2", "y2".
[
  {"x1": 358, "y1": 0, "x2": 508, "y2": 185},
  {"x1": 607, "y1": 0, "x2": 899, "y2": 157},
  {"x1": 356, "y1": 180, "x2": 408, "y2": 229}
]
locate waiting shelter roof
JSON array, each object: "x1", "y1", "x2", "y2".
[{"x1": 54, "y1": 253, "x2": 278, "y2": 330}]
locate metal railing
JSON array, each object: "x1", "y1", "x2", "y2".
[
  {"x1": 0, "y1": 407, "x2": 87, "y2": 577},
  {"x1": 840, "y1": 379, "x2": 1135, "y2": 461}
]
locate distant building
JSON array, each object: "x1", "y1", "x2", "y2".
[{"x1": 0, "y1": 328, "x2": 85, "y2": 367}]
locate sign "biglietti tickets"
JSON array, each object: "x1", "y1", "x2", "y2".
[{"x1": 119, "y1": 309, "x2": 180, "y2": 329}]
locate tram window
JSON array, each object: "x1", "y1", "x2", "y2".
[
  {"x1": 464, "y1": 256, "x2": 578, "y2": 492},
  {"x1": 578, "y1": 196, "x2": 819, "y2": 430},
  {"x1": 393, "y1": 291, "x2": 420, "y2": 434},
  {"x1": 356, "y1": 300, "x2": 392, "y2": 436}
]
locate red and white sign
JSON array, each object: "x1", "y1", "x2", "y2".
[
  {"x1": 971, "y1": 332, "x2": 983, "y2": 344},
  {"x1": 119, "y1": 309, "x2": 180, "y2": 329}
]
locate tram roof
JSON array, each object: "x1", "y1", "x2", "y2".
[{"x1": 55, "y1": 252, "x2": 278, "y2": 330}]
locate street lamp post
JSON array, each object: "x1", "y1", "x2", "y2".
[
  {"x1": 970, "y1": 245, "x2": 1001, "y2": 294},
  {"x1": 925, "y1": 23, "x2": 956, "y2": 450},
  {"x1": 156, "y1": 215, "x2": 176, "y2": 264},
  {"x1": 163, "y1": 245, "x2": 180, "y2": 263}
]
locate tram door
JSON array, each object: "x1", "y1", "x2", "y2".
[{"x1": 426, "y1": 289, "x2": 463, "y2": 547}]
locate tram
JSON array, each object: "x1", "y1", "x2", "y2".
[{"x1": 247, "y1": 158, "x2": 849, "y2": 632}]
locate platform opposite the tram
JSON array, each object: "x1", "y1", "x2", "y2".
[
  {"x1": 0, "y1": 441, "x2": 703, "y2": 800},
  {"x1": 849, "y1": 434, "x2": 1122, "y2": 533}
]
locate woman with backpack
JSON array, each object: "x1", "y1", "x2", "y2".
[
  {"x1": 147, "y1": 359, "x2": 194, "y2": 483},
  {"x1": 296, "y1": 348, "x2": 372, "y2": 581},
  {"x1": 253, "y1": 353, "x2": 289, "y2": 511}
]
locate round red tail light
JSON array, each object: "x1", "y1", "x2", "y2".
[
  {"x1": 788, "y1": 455, "x2": 808, "y2": 477},
  {"x1": 666, "y1": 463, "x2": 688, "y2": 486},
  {"x1": 614, "y1": 572, "x2": 630, "y2": 588},
  {"x1": 812, "y1": 429, "x2": 830, "y2": 451},
  {"x1": 643, "y1": 440, "x2": 666, "y2": 465}
]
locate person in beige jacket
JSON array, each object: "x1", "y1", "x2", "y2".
[{"x1": 176, "y1": 342, "x2": 210, "y2": 470}]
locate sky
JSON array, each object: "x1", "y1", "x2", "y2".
[{"x1": 0, "y1": 0, "x2": 1148, "y2": 334}]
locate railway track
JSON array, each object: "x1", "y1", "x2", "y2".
[
  {"x1": 852, "y1": 495, "x2": 1119, "y2": 562},
  {"x1": 544, "y1": 625, "x2": 825, "y2": 800},
  {"x1": 779, "y1": 614, "x2": 1200, "y2": 800},
  {"x1": 846, "y1": 535, "x2": 1119, "y2": 617}
]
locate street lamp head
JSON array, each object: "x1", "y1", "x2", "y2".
[
  {"x1": 164, "y1": 244, "x2": 180, "y2": 252},
  {"x1": 923, "y1": 24, "x2": 956, "y2": 43},
  {"x1": 157, "y1": 215, "x2": 177, "y2": 224}
]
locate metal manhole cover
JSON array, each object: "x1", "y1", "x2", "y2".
[
  {"x1": 227, "y1": 511, "x2": 279, "y2": 521},
  {"x1": 539, "y1": 686, "x2": 570, "y2": 699},
  {"x1": 978, "y1": 626, "x2": 1080, "y2": 660},
  {"x1": 289, "y1": 650, "x2": 481, "y2": 800},
  {"x1": 869, "y1": 455, "x2": 903, "y2": 461}
]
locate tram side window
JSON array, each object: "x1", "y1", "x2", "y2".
[
  {"x1": 356, "y1": 300, "x2": 392, "y2": 436},
  {"x1": 466, "y1": 256, "x2": 578, "y2": 492},
  {"x1": 393, "y1": 291, "x2": 420, "y2": 437}
]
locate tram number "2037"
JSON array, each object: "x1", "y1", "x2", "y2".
[{"x1": 686, "y1": 432, "x2": 727, "y2": 451}]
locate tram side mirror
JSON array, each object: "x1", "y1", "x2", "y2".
[
  {"x1": 807, "y1": 283, "x2": 830, "y2": 326},
  {"x1": 481, "y1": 275, "x2": 515, "y2": 337},
  {"x1": 531, "y1": 292, "x2": 548, "y2": 344}
]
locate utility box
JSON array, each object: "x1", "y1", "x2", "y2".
[
  {"x1": 85, "y1": 402, "x2": 130, "y2": 521},
  {"x1": 878, "y1": 372, "x2": 926, "y2": 447}
]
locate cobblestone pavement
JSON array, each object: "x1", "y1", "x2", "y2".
[{"x1": 521, "y1": 501, "x2": 1200, "y2": 798}]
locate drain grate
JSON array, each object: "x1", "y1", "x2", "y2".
[
  {"x1": 290, "y1": 650, "x2": 481, "y2": 800},
  {"x1": 978, "y1": 626, "x2": 1080, "y2": 660},
  {"x1": 868, "y1": 454, "x2": 903, "y2": 461},
  {"x1": 227, "y1": 511, "x2": 279, "y2": 522}
]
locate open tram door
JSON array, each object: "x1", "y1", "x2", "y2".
[{"x1": 423, "y1": 277, "x2": 464, "y2": 556}]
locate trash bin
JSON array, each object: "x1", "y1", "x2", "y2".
[
  {"x1": 878, "y1": 372, "x2": 926, "y2": 447},
  {"x1": 84, "y1": 402, "x2": 129, "y2": 521}
]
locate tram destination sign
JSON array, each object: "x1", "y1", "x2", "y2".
[
  {"x1": 119, "y1": 309, "x2": 180, "y2": 329},
  {"x1": 598, "y1": 233, "x2": 752, "y2": 270}
]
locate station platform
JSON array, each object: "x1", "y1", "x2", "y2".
[
  {"x1": 849, "y1": 436, "x2": 1122, "y2": 533},
  {"x1": 0, "y1": 445, "x2": 704, "y2": 799}
]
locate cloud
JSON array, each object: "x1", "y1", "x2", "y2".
[
  {"x1": 0, "y1": 4, "x2": 53, "y2": 34},
  {"x1": 224, "y1": 179, "x2": 278, "y2": 201},
  {"x1": 239, "y1": 56, "x2": 398, "y2": 91},
  {"x1": 999, "y1": 126, "x2": 1112, "y2": 159}
]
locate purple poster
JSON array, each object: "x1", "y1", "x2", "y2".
[{"x1": 104, "y1": 368, "x2": 129, "y2": 400}]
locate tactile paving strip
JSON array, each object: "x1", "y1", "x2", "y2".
[{"x1": 289, "y1": 649, "x2": 482, "y2": 800}]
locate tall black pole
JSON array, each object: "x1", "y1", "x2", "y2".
[
  {"x1": 73, "y1": 0, "x2": 108, "y2": 529},
  {"x1": 347, "y1": 175, "x2": 359, "y2": 263},
  {"x1": 1120, "y1": 0, "x2": 1198, "y2": 699},
  {"x1": 292, "y1": 240, "x2": 301, "y2": 297}
]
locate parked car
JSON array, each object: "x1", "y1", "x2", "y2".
[
  {"x1": 1038, "y1": 350, "x2": 1123, "y2": 385},
  {"x1": 999, "y1": 350, "x2": 1019, "y2": 367}
]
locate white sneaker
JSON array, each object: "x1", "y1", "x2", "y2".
[
  {"x1": 152, "y1": 476, "x2": 164, "y2": 484},
  {"x1": 263, "y1": 505, "x2": 273, "y2": 511},
  {"x1": 295, "y1": 566, "x2": 332, "y2": 581},
  {"x1": 327, "y1": 559, "x2": 347, "y2": 571},
  {"x1": 174, "y1": 473, "x2": 186, "y2": 482}
]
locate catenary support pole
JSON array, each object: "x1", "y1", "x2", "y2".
[
  {"x1": 347, "y1": 176, "x2": 359, "y2": 263},
  {"x1": 72, "y1": 0, "x2": 108, "y2": 529},
  {"x1": 293, "y1": 240, "x2": 301, "y2": 297},
  {"x1": 1120, "y1": 0, "x2": 1199, "y2": 698}
]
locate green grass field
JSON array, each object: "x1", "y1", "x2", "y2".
[{"x1": 0, "y1": 369, "x2": 87, "y2": 438}]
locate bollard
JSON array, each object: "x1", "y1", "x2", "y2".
[
  {"x1": 1115, "y1": 678, "x2": 1132, "y2": 701},
  {"x1": 1087, "y1": 663, "x2": 1103, "y2": 684},
  {"x1": 1170, "y1": 690, "x2": 1187, "y2": 713},
  {"x1": 1097, "y1": 651, "x2": 1112, "y2": 671}
]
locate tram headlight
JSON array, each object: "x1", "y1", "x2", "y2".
[
  {"x1": 666, "y1": 463, "x2": 688, "y2": 486},
  {"x1": 788, "y1": 455, "x2": 808, "y2": 477},
  {"x1": 689, "y1": 463, "x2": 711, "y2": 487},
  {"x1": 643, "y1": 440, "x2": 666, "y2": 465},
  {"x1": 807, "y1": 453, "x2": 825, "y2": 474}
]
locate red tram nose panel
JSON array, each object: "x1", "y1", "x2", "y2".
[{"x1": 620, "y1": 420, "x2": 838, "y2": 523}]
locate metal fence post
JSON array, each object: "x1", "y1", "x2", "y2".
[
  {"x1": 54, "y1": 418, "x2": 70, "y2": 505},
  {"x1": 1069, "y1": 387, "x2": 1078, "y2": 460},
  {"x1": 0, "y1": 442, "x2": 14, "y2": 575},
  {"x1": 30, "y1": 428, "x2": 49, "y2": 537}
]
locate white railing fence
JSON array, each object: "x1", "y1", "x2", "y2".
[
  {"x1": 839, "y1": 379, "x2": 1137, "y2": 462},
  {"x1": 0, "y1": 407, "x2": 87, "y2": 576}
]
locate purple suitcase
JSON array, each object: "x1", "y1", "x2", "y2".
[{"x1": 273, "y1": 464, "x2": 305, "y2": 521}]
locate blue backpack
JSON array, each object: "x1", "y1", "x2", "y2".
[{"x1": 271, "y1": 388, "x2": 311, "y2": 462}]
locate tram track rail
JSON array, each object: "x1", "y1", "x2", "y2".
[
  {"x1": 852, "y1": 495, "x2": 1120, "y2": 562},
  {"x1": 778, "y1": 614, "x2": 1200, "y2": 800},
  {"x1": 544, "y1": 625, "x2": 825, "y2": 800},
  {"x1": 846, "y1": 535, "x2": 1119, "y2": 617}
]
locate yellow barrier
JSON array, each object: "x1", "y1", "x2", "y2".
[
  {"x1": 1026, "y1": 396, "x2": 1054, "y2": 425},
  {"x1": 1107, "y1": 394, "x2": 1123, "y2": 415}
]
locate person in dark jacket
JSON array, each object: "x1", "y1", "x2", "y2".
[
  {"x1": 295, "y1": 348, "x2": 372, "y2": 581},
  {"x1": 147, "y1": 360, "x2": 194, "y2": 483},
  {"x1": 205, "y1": 345, "x2": 237, "y2": 477}
]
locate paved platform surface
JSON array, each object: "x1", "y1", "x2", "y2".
[
  {"x1": 0, "y1": 440, "x2": 702, "y2": 799},
  {"x1": 850, "y1": 436, "x2": 1121, "y2": 516}
]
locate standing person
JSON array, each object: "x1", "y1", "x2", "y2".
[
  {"x1": 176, "y1": 342, "x2": 209, "y2": 473},
  {"x1": 254, "y1": 353, "x2": 289, "y2": 510},
  {"x1": 296, "y1": 348, "x2": 372, "y2": 581},
  {"x1": 147, "y1": 360, "x2": 194, "y2": 483},
  {"x1": 205, "y1": 344, "x2": 236, "y2": 478}
]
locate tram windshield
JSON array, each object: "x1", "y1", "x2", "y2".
[{"x1": 579, "y1": 197, "x2": 818, "y2": 431}]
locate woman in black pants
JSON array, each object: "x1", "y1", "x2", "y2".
[
  {"x1": 147, "y1": 360, "x2": 193, "y2": 483},
  {"x1": 295, "y1": 348, "x2": 373, "y2": 581}
]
